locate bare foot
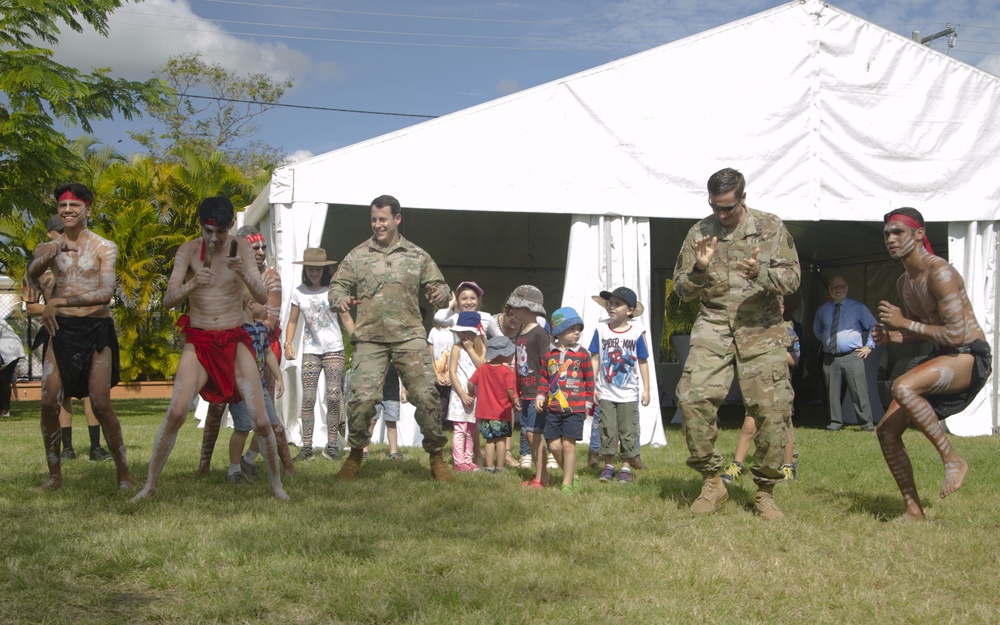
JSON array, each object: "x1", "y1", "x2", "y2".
[
  {"x1": 192, "y1": 465, "x2": 210, "y2": 479},
  {"x1": 283, "y1": 464, "x2": 296, "y2": 477},
  {"x1": 888, "y1": 510, "x2": 926, "y2": 523},
  {"x1": 271, "y1": 487, "x2": 289, "y2": 501},
  {"x1": 129, "y1": 486, "x2": 154, "y2": 503},
  {"x1": 941, "y1": 458, "x2": 968, "y2": 499},
  {"x1": 32, "y1": 477, "x2": 61, "y2": 492},
  {"x1": 118, "y1": 475, "x2": 135, "y2": 490}
]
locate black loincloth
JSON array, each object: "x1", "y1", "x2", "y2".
[
  {"x1": 908, "y1": 339, "x2": 992, "y2": 419},
  {"x1": 36, "y1": 317, "x2": 121, "y2": 399}
]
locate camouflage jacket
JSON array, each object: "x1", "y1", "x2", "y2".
[
  {"x1": 328, "y1": 235, "x2": 448, "y2": 344},
  {"x1": 672, "y1": 207, "x2": 800, "y2": 359}
]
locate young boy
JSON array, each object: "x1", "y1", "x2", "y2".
[
  {"x1": 507, "y1": 285, "x2": 551, "y2": 488},
  {"x1": 536, "y1": 307, "x2": 595, "y2": 494},
  {"x1": 130, "y1": 196, "x2": 287, "y2": 502},
  {"x1": 589, "y1": 287, "x2": 650, "y2": 484},
  {"x1": 469, "y1": 335, "x2": 521, "y2": 473}
]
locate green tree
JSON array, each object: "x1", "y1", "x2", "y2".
[
  {"x1": 132, "y1": 53, "x2": 291, "y2": 178},
  {"x1": 0, "y1": 0, "x2": 168, "y2": 228}
]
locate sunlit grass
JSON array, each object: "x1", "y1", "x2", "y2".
[{"x1": 1, "y1": 399, "x2": 999, "y2": 624}]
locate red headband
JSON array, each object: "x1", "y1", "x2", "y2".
[
  {"x1": 57, "y1": 190, "x2": 90, "y2": 206},
  {"x1": 246, "y1": 233, "x2": 265, "y2": 244},
  {"x1": 885, "y1": 213, "x2": 934, "y2": 255}
]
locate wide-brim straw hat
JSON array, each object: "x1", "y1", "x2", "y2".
[{"x1": 292, "y1": 247, "x2": 338, "y2": 266}]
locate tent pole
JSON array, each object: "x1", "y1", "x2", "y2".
[{"x1": 994, "y1": 223, "x2": 1000, "y2": 434}]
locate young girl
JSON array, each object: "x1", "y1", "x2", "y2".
[
  {"x1": 434, "y1": 280, "x2": 503, "y2": 338},
  {"x1": 448, "y1": 311, "x2": 487, "y2": 471},
  {"x1": 283, "y1": 248, "x2": 355, "y2": 461}
]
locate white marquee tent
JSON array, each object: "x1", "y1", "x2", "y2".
[{"x1": 232, "y1": 0, "x2": 999, "y2": 446}]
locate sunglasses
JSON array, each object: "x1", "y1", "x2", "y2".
[{"x1": 708, "y1": 198, "x2": 742, "y2": 212}]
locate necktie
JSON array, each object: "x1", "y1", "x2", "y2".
[{"x1": 828, "y1": 303, "x2": 841, "y2": 353}]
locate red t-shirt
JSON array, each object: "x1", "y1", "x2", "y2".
[{"x1": 469, "y1": 363, "x2": 516, "y2": 421}]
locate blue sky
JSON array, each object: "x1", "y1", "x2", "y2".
[{"x1": 52, "y1": 0, "x2": 1000, "y2": 163}]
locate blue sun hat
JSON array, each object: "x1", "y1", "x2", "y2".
[
  {"x1": 451, "y1": 311, "x2": 484, "y2": 335},
  {"x1": 550, "y1": 307, "x2": 584, "y2": 337}
]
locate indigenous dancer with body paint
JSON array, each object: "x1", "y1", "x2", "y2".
[
  {"x1": 874, "y1": 207, "x2": 991, "y2": 522},
  {"x1": 194, "y1": 225, "x2": 295, "y2": 481},
  {"x1": 131, "y1": 196, "x2": 288, "y2": 501},
  {"x1": 26, "y1": 183, "x2": 132, "y2": 491}
]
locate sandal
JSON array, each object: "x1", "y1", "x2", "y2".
[{"x1": 389, "y1": 452, "x2": 403, "y2": 461}]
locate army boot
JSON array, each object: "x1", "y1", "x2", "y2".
[
  {"x1": 690, "y1": 475, "x2": 729, "y2": 515},
  {"x1": 754, "y1": 489, "x2": 784, "y2": 520},
  {"x1": 428, "y1": 451, "x2": 455, "y2": 482},
  {"x1": 335, "y1": 448, "x2": 365, "y2": 481}
]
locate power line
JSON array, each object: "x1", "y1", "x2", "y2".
[
  {"x1": 119, "y1": 9, "x2": 668, "y2": 44},
  {"x1": 107, "y1": 19, "x2": 622, "y2": 51},
  {"x1": 181, "y1": 93, "x2": 439, "y2": 118},
  {"x1": 199, "y1": 0, "x2": 676, "y2": 27}
]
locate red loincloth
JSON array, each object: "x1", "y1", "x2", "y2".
[
  {"x1": 176, "y1": 314, "x2": 254, "y2": 404},
  {"x1": 268, "y1": 326, "x2": 282, "y2": 362}
]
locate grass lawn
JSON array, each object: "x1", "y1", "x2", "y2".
[{"x1": 1, "y1": 398, "x2": 999, "y2": 624}]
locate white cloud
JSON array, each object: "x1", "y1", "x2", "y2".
[
  {"x1": 282, "y1": 149, "x2": 315, "y2": 165},
  {"x1": 49, "y1": 0, "x2": 314, "y2": 83}
]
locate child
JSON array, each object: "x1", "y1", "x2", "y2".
[
  {"x1": 364, "y1": 365, "x2": 406, "y2": 460},
  {"x1": 283, "y1": 248, "x2": 355, "y2": 461},
  {"x1": 507, "y1": 285, "x2": 551, "y2": 488},
  {"x1": 469, "y1": 336, "x2": 521, "y2": 473},
  {"x1": 536, "y1": 307, "x2": 595, "y2": 494},
  {"x1": 722, "y1": 300, "x2": 800, "y2": 484},
  {"x1": 428, "y1": 316, "x2": 453, "y2": 430},
  {"x1": 447, "y1": 311, "x2": 486, "y2": 471},
  {"x1": 589, "y1": 287, "x2": 650, "y2": 484},
  {"x1": 433, "y1": 280, "x2": 503, "y2": 337}
]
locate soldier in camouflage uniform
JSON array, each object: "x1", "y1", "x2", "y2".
[
  {"x1": 329, "y1": 195, "x2": 454, "y2": 481},
  {"x1": 673, "y1": 168, "x2": 800, "y2": 519}
]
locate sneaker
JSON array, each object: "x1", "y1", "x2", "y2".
[
  {"x1": 617, "y1": 468, "x2": 633, "y2": 484},
  {"x1": 598, "y1": 465, "x2": 616, "y2": 482},
  {"x1": 61, "y1": 447, "x2": 76, "y2": 461},
  {"x1": 754, "y1": 490, "x2": 784, "y2": 520},
  {"x1": 389, "y1": 452, "x2": 404, "y2": 461},
  {"x1": 89, "y1": 447, "x2": 113, "y2": 462},
  {"x1": 519, "y1": 453, "x2": 533, "y2": 469},
  {"x1": 293, "y1": 447, "x2": 314, "y2": 462},
  {"x1": 690, "y1": 476, "x2": 729, "y2": 515},
  {"x1": 485, "y1": 467, "x2": 501, "y2": 474},
  {"x1": 240, "y1": 459, "x2": 259, "y2": 481},
  {"x1": 781, "y1": 464, "x2": 796, "y2": 481},
  {"x1": 321, "y1": 447, "x2": 342, "y2": 461},
  {"x1": 226, "y1": 470, "x2": 253, "y2": 485},
  {"x1": 546, "y1": 454, "x2": 559, "y2": 470},
  {"x1": 721, "y1": 461, "x2": 744, "y2": 485}
]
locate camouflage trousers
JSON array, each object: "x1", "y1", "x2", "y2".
[
  {"x1": 346, "y1": 339, "x2": 447, "y2": 454},
  {"x1": 677, "y1": 343, "x2": 791, "y2": 489}
]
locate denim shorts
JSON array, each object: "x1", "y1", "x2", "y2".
[
  {"x1": 375, "y1": 400, "x2": 400, "y2": 422},
  {"x1": 518, "y1": 401, "x2": 546, "y2": 433},
  {"x1": 544, "y1": 411, "x2": 584, "y2": 442},
  {"x1": 228, "y1": 380, "x2": 279, "y2": 431}
]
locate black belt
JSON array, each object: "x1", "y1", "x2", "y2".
[{"x1": 829, "y1": 351, "x2": 856, "y2": 357}]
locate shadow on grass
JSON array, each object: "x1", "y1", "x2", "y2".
[{"x1": 803, "y1": 482, "x2": 905, "y2": 521}]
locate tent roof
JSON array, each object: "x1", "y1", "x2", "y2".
[{"x1": 263, "y1": 0, "x2": 1000, "y2": 223}]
